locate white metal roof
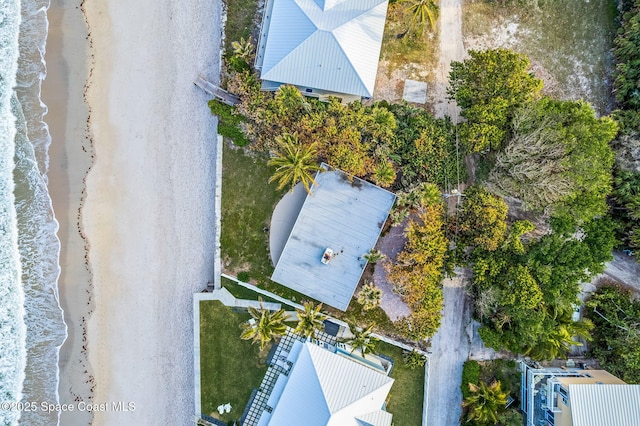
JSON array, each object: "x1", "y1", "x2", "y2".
[
  {"x1": 271, "y1": 166, "x2": 396, "y2": 311},
  {"x1": 568, "y1": 384, "x2": 640, "y2": 426},
  {"x1": 267, "y1": 342, "x2": 394, "y2": 426},
  {"x1": 259, "y1": 0, "x2": 388, "y2": 97}
]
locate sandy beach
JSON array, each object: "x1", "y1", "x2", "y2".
[{"x1": 45, "y1": 0, "x2": 221, "y2": 423}]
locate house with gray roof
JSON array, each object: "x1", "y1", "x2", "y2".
[
  {"x1": 255, "y1": 0, "x2": 389, "y2": 102},
  {"x1": 270, "y1": 165, "x2": 395, "y2": 311}
]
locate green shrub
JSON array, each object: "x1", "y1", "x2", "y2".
[
  {"x1": 208, "y1": 99, "x2": 249, "y2": 146},
  {"x1": 237, "y1": 271, "x2": 251, "y2": 282},
  {"x1": 402, "y1": 349, "x2": 426, "y2": 369},
  {"x1": 461, "y1": 360, "x2": 481, "y2": 399}
]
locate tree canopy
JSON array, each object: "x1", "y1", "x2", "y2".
[
  {"x1": 448, "y1": 48, "x2": 543, "y2": 152},
  {"x1": 586, "y1": 285, "x2": 640, "y2": 384},
  {"x1": 472, "y1": 217, "x2": 616, "y2": 358},
  {"x1": 487, "y1": 98, "x2": 617, "y2": 222},
  {"x1": 456, "y1": 186, "x2": 508, "y2": 252},
  {"x1": 613, "y1": 0, "x2": 640, "y2": 109}
]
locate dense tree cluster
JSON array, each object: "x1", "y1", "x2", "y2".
[
  {"x1": 456, "y1": 186, "x2": 508, "y2": 252},
  {"x1": 613, "y1": 0, "x2": 640, "y2": 109},
  {"x1": 224, "y1": 63, "x2": 463, "y2": 190},
  {"x1": 387, "y1": 184, "x2": 448, "y2": 340},
  {"x1": 448, "y1": 48, "x2": 543, "y2": 152},
  {"x1": 486, "y1": 98, "x2": 617, "y2": 221},
  {"x1": 586, "y1": 285, "x2": 640, "y2": 384},
  {"x1": 471, "y1": 217, "x2": 615, "y2": 359}
]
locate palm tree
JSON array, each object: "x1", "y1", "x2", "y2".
[
  {"x1": 402, "y1": 0, "x2": 439, "y2": 36},
  {"x1": 293, "y1": 301, "x2": 327, "y2": 338},
  {"x1": 275, "y1": 85, "x2": 309, "y2": 112},
  {"x1": 341, "y1": 323, "x2": 379, "y2": 355},
  {"x1": 231, "y1": 37, "x2": 254, "y2": 62},
  {"x1": 463, "y1": 380, "x2": 508, "y2": 425},
  {"x1": 268, "y1": 133, "x2": 322, "y2": 194},
  {"x1": 362, "y1": 249, "x2": 386, "y2": 264},
  {"x1": 524, "y1": 313, "x2": 593, "y2": 361},
  {"x1": 357, "y1": 282, "x2": 383, "y2": 311},
  {"x1": 240, "y1": 299, "x2": 290, "y2": 350}
]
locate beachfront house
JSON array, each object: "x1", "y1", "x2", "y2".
[
  {"x1": 520, "y1": 360, "x2": 640, "y2": 426},
  {"x1": 242, "y1": 329, "x2": 394, "y2": 426},
  {"x1": 254, "y1": 0, "x2": 389, "y2": 102},
  {"x1": 270, "y1": 165, "x2": 396, "y2": 311}
]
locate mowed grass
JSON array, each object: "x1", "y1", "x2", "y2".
[
  {"x1": 221, "y1": 142, "x2": 284, "y2": 282},
  {"x1": 462, "y1": 0, "x2": 618, "y2": 113},
  {"x1": 199, "y1": 301, "x2": 270, "y2": 422},
  {"x1": 378, "y1": 341, "x2": 426, "y2": 426}
]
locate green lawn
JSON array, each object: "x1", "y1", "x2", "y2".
[
  {"x1": 378, "y1": 341, "x2": 425, "y2": 426},
  {"x1": 222, "y1": 0, "x2": 259, "y2": 56},
  {"x1": 221, "y1": 142, "x2": 284, "y2": 283},
  {"x1": 199, "y1": 301, "x2": 270, "y2": 422},
  {"x1": 463, "y1": 0, "x2": 618, "y2": 114}
]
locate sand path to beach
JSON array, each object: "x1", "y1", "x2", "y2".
[{"x1": 47, "y1": 0, "x2": 221, "y2": 422}]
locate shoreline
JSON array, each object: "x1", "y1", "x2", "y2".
[
  {"x1": 42, "y1": 0, "x2": 94, "y2": 424},
  {"x1": 44, "y1": 0, "x2": 222, "y2": 422}
]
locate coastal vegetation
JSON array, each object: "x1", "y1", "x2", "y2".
[
  {"x1": 293, "y1": 301, "x2": 327, "y2": 338},
  {"x1": 462, "y1": 0, "x2": 617, "y2": 113},
  {"x1": 586, "y1": 284, "x2": 640, "y2": 384},
  {"x1": 342, "y1": 323, "x2": 380, "y2": 355},
  {"x1": 460, "y1": 360, "x2": 522, "y2": 426},
  {"x1": 610, "y1": 1, "x2": 640, "y2": 257},
  {"x1": 387, "y1": 183, "x2": 448, "y2": 340},
  {"x1": 469, "y1": 216, "x2": 614, "y2": 359},
  {"x1": 448, "y1": 48, "x2": 543, "y2": 152},
  {"x1": 357, "y1": 282, "x2": 383, "y2": 311}
]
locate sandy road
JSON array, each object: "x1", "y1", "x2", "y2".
[
  {"x1": 432, "y1": 0, "x2": 465, "y2": 120},
  {"x1": 426, "y1": 270, "x2": 471, "y2": 426}
]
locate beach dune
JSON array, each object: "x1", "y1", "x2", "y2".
[{"x1": 48, "y1": 0, "x2": 221, "y2": 422}]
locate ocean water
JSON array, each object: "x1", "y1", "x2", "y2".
[{"x1": 1, "y1": 0, "x2": 67, "y2": 425}]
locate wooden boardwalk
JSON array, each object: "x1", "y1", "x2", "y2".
[{"x1": 194, "y1": 74, "x2": 240, "y2": 106}]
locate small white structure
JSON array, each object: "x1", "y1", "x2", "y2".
[
  {"x1": 402, "y1": 79, "x2": 428, "y2": 104},
  {"x1": 255, "y1": 0, "x2": 389, "y2": 101}
]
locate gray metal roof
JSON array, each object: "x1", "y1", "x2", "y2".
[
  {"x1": 257, "y1": 0, "x2": 388, "y2": 97},
  {"x1": 271, "y1": 166, "x2": 395, "y2": 310},
  {"x1": 569, "y1": 384, "x2": 640, "y2": 426}
]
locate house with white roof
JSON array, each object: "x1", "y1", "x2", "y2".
[
  {"x1": 242, "y1": 330, "x2": 395, "y2": 426},
  {"x1": 255, "y1": 0, "x2": 389, "y2": 102}
]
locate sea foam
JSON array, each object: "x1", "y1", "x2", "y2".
[{"x1": 0, "y1": 0, "x2": 28, "y2": 424}]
